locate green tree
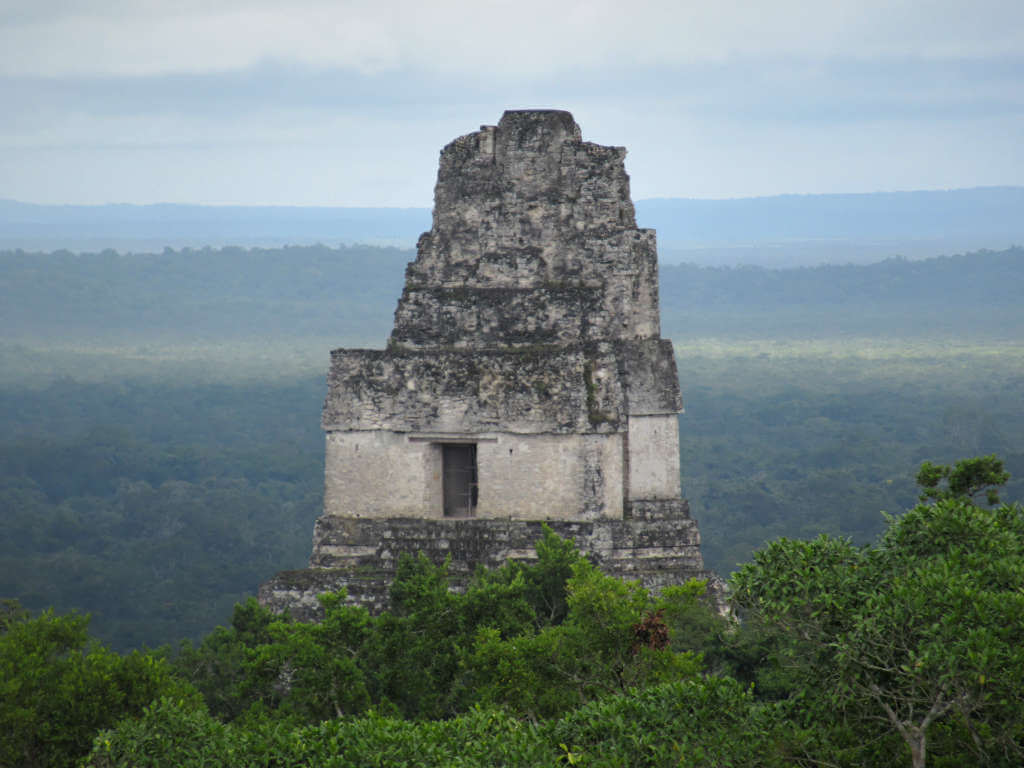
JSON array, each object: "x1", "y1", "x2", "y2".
[
  {"x1": 85, "y1": 697, "x2": 230, "y2": 768},
  {"x1": 0, "y1": 609, "x2": 192, "y2": 768},
  {"x1": 173, "y1": 597, "x2": 278, "y2": 721},
  {"x1": 519, "y1": 524, "x2": 583, "y2": 627},
  {"x1": 469, "y1": 558, "x2": 701, "y2": 719},
  {"x1": 732, "y1": 496, "x2": 1024, "y2": 768},
  {"x1": 358, "y1": 553, "x2": 470, "y2": 718},
  {"x1": 916, "y1": 454, "x2": 1010, "y2": 506},
  {"x1": 243, "y1": 591, "x2": 371, "y2": 722},
  {"x1": 549, "y1": 677, "x2": 790, "y2": 768},
  {"x1": 85, "y1": 697, "x2": 552, "y2": 768},
  {"x1": 359, "y1": 530, "x2": 579, "y2": 719}
]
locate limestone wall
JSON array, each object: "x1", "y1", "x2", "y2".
[
  {"x1": 324, "y1": 430, "x2": 624, "y2": 521},
  {"x1": 476, "y1": 432, "x2": 623, "y2": 520},
  {"x1": 627, "y1": 415, "x2": 683, "y2": 500},
  {"x1": 324, "y1": 431, "x2": 434, "y2": 518}
]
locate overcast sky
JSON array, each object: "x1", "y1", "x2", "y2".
[{"x1": 2, "y1": 0, "x2": 1022, "y2": 206}]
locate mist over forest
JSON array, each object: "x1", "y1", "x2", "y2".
[
  {"x1": 3, "y1": 234, "x2": 1023, "y2": 768},
  {"x1": 2, "y1": 239, "x2": 1022, "y2": 652},
  {"x1": 4, "y1": 243, "x2": 1022, "y2": 347}
]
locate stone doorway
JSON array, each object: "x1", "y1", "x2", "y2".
[{"x1": 442, "y1": 444, "x2": 478, "y2": 517}]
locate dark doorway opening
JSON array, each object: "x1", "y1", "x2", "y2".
[{"x1": 443, "y1": 444, "x2": 478, "y2": 517}]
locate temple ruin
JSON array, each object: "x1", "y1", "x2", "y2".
[{"x1": 260, "y1": 110, "x2": 717, "y2": 618}]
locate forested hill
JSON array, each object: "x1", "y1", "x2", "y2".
[
  {"x1": 2, "y1": 245, "x2": 1021, "y2": 344},
  {"x1": 659, "y1": 248, "x2": 1023, "y2": 337},
  {"x1": 660, "y1": 248, "x2": 1022, "y2": 309},
  {"x1": 0, "y1": 244, "x2": 410, "y2": 345}
]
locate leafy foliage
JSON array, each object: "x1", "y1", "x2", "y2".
[
  {"x1": 2, "y1": 238, "x2": 1022, "y2": 764},
  {"x1": 548, "y1": 677, "x2": 790, "y2": 768},
  {"x1": 174, "y1": 531, "x2": 598, "y2": 723},
  {"x1": 245, "y1": 592, "x2": 372, "y2": 722},
  {"x1": 467, "y1": 559, "x2": 703, "y2": 720},
  {"x1": 916, "y1": 454, "x2": 1010, "y2": 505},
  {"x1": 174, "y1": 533, "x2": 717, "y2": 726},
  {"x1": 85, "y1": 679, "x2": 793, "y2": 768},
  {"x1": 0, "y1": 606, "x2": 193, "y2": 768},
  {"x1": 85, "y1": 697, "x2": 552, "y2": 768},
  {"x1": 732, "y1": 485, "x2": 1024, "y2": 767},
  {"x1": 6, "y1": 471, "x2": 1022, "y2": 768},
  {"x1": 678, "y1": 343, "x2": 1024, "y2": 575}
]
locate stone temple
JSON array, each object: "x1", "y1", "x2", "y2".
[{"x1": 260, "y1": 110, "x2": 718, "y2": 618}]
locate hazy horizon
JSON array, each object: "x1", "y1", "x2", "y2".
[
  {"x1": 2, "y1": 1, "x2": 1022, "y2": 208},
  {"x1": 3, "y1": 187, "x2": 1022, "y2": 266},
  {"x1": 4, "y1": 184, "x2": 1024, "y2": 208}
]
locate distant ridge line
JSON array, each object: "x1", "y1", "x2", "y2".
[{"x1": 1, "y1": 187, "x2": 1021, "y2": 266}]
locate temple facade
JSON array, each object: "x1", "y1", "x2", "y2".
[{"x1": 260, "y1": 110, "x2": 717, "y2": 618}]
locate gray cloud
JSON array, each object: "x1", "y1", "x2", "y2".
[
  {"x1": 5, "y1": 55, "x2": 1021, "y2": 122},
  {"x1": 1, "y1": 1, "x2": 1021, "y2": 204},
  {"x1": 3, "y1": 0, "x2": 1023, "y2": 77}
]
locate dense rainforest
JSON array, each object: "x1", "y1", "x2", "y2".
[
  {"x1": 1, "y1": 243, "x2": 1022, "y2": 765},
  {"x1": 3, "y1": 245, "x2": 1022, "y2": 344},
  {"x1": 1, "y1": 244, "x2": 1021, "y2": 650},
  {"x1": 4, "y1": 477, "x2": 1023, "y2": 768}
]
